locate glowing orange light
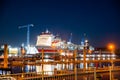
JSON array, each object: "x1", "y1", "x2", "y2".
[
  {"x1": 88, "y1": 50, "x2": 92, "y2": 54},
  {"x1": 21, "y1": 48, "x2": 26, "y2": 55},
  {"x1": 108, "y1": 43, "x2": 115, "y2": 53},
  {"x1": 108, "y1": 43, "x2": 115, "y2": 50},
  {"x1": 51, "y1": 42, "x2": 56, "y2": 48},
  {"x1": 109, "y1": 45, "x2": 113, "y2": 49},
  {"x1": 59, "y1": 50, "x2": 63, "y2": 53}
]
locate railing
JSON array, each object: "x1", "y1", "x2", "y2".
[{"x1": 0, "y1": 67, "x2": 120, "y2": 80}]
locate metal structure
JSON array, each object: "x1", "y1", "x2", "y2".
[
  {"x1": 19, "y1": 24, "x2": 34, "y2": 46},
  {"x1": 69, "y1": 33, "x2": 72, "y2": 43}
]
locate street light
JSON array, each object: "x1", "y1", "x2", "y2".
[
  {"x1": 107, "y1": 43, "x2": 116, "y2": 69},
  {"x1": 108, "y1": 43, "x2": 115, "y2": 53}
]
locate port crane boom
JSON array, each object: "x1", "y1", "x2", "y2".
[{"x1": 19, "y1": 24, "x2": 34, "y2": 46}]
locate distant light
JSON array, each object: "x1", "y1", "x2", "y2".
[
  {"x1": 9, "y1": 47, "x2": 18, "y2": 54},
  {"x1": 98, "y1": 58, "x2": 100, "y2": 60},
  {"x1": 81, "y1": 58, "x2": 83, "y2": 60},
  {"x1": 45, "y1": 55, "x2": 49, "y2": 58},
  {"x1": 85, "y1": 40, "x2": 88, "y2": 43},
  {"x1": 111, "y1": 54, "x2": 115, "y2": 57},
  {"x1": 61, "y1": 52, "x2": 65, "y2": 56},
  {"x1": 108, "y1": 43, "x2": 115, "y2": 50},
  {"x1": 92, "y1": 54, "x2": 95, "y2": 57},
  {"x1": 86, "y1": 58, "x2": 89, "y2": 60},
  {"x1": 86, "y1": 55, "x2": 89, "y2": 57},
  {"x1": 107, "y1": 55, "x2": 110, "y2": 57},
  {"x1": 79, "y1": 54, "x2": 83, "y2": 57},
  {"x1": 107, "y1": 58, "x2": 110, "y2": 60},
  {"x1": 102, "y1": 54, "x2": 105, "y2": 57},
  {"x1": 97, "y1": 55, "x2": 100, "y2": 57},
  {"x1": 108, "y1": 43, "x2": 115, "y2": 53}
]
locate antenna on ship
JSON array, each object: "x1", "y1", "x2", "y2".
[
  {"x1": 81, "y1": 33, "x2": 86, "y2": 46},
  {"x1": 81, "y1": 33, "x2": 89, "y2": 48},
  {"x1": 18, "y1": 24, "x2": 34, "y2": 47},
  {"x1": 45, "y1": 28, "x2": 51, "y2": 33},
  {"x1": 69, "y1": 33, "x2": 72, "y2": 43}
]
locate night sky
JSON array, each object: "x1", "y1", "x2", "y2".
[{"x1": 0, "y1": 0, "x2": 120, "y2": 48}]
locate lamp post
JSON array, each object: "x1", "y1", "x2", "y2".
[
  {"x1": 107, "y1": 43, "x2": 115, "y2": 80},
  {"x1": 108, "y1": 43, "x2": 115, "y2": 69}
]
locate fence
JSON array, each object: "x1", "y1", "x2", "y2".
[{"x1": 0, "y1": 68, "x2": 120, "y2": 80}]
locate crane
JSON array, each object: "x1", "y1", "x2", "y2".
[{"x1": 19, "y1": 24, "x2": 34, "y2": 46}]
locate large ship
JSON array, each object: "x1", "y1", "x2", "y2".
[
  {"x1": 36, "y1": 29, "x2": 89, "y2": 54},
  {"x1": 36, "y1": 29, "x2": 63, "y2": 53}
]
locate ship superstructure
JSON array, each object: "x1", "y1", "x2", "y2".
[{"x1": 36, "y1": 29, "x2": 66, "y2": 53}]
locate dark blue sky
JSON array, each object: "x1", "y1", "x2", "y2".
[{"x1": 0, "y1": 0, "x2": 120, "y2": 48}]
